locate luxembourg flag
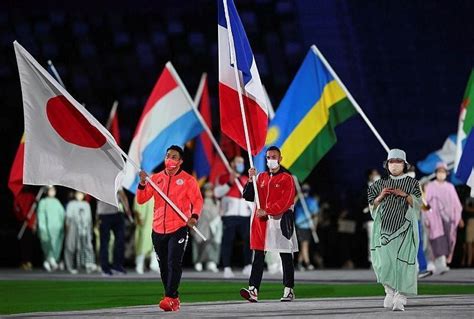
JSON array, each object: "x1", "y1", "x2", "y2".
[
  {"x1": 218, "y1": 0, "x2": 268, "y2": 155},
  {"x1": 122, "y1": 62, "x2": 204, "y2": 193}
]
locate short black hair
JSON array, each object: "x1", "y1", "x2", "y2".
[
  {"x1": 166, "y1": 145, "x2": 184, "y2": 159},
  {"x1": 266, "y1": 146, "x2": 281, "y2": 155}
]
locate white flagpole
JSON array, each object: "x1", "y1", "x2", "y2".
[
  {"x1": 47, "y1": 60, "x2": 66, "y2": 88},
  {"x1": 293, "y1": 176, "x2": 319, "y2": 243},
  {"x1": 311, "y1": 45, "x2": 390, "y2": 153},
  {"x1": 106, "y1": 100, "x2": 119, "y2": 130},
  {"x1": 222, "y1": 0, "x2": 262, "y2": 208}
]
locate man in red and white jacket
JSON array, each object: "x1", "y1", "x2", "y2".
[
  {"x1": 240, "y1": 146, "x2": 298, "y2": 303},
  {"x1": 137, "y1": 145, "x2": 203, "y2": 312},
  {"x1": 214, "y1": 156, "x2": 253, "y2": 278}
]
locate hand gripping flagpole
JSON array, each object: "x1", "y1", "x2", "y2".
[
  {"x1": 222, "y1": 0, "x2": 262, "y2": 209},
  {"x1": 293, "y1": 175, "x2": 319, "y2": 244},
  {"x1": 311, "y1": 45, "x2": 390, "y2": 154}
]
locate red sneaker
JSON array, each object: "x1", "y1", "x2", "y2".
[{"x1": 159, "y1": 296, "x2": 180, "y2": 312}]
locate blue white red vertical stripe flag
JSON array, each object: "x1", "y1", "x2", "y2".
[{"x1": 218, "y1": 0, "x2": 268, "y2": 156}]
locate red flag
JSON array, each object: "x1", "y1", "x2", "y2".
[
  {"x1": 106, "y1": 101, "x2": 121, "y2": 146},
  {"x1": 8, "y1": 134, "x2": 25, "y2": 197},
  {"x1": 193, "y1": 74, "x2": 214, "y2": 184}
]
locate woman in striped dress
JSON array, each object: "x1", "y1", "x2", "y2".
[{"x1": 368, "y1": 149, "x2": 422, "y2": 311}]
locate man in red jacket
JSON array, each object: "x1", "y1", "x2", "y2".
[
  {"x1": 240, "y1": 146, "x2": 298, "y2": 303},
  {"x1": 138, "y1": 145, "x2": 203, "y2": 312}
]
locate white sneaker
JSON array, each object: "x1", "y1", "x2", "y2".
[
  {"x1": 86, "y1": 263, "x2": 97, "y2": 274},
  {"x1": 240, "y1": 286, "x2": 258, "y2": 302},
  {"x1": 206, "y1": 262, "x2": 218, "y2": 273},
  {"x1": 43, "y1": 260, "x2": 52, "y2": 272},
  {"x1": 135, "y1": 255, "x2": 145, "y2": 274},
  {"x1": 392, "y1": 292, "x2": 406, "y2": 311},
  {"x1": 58, "y1": 261, "x2": 65, "y2": 271},
  {"x1": 280, "y1": 287, "x2": 295, "y2": 302},
  {"x1": 383, "y1": 285, "x2": 395, "y2": 309},
  {"x1": 242, "y1": 264, "x2": 252, "y2": 276},
  {"x1": 69, "y1": 269, "x2": 78, "y2": 275},
  {"x1": 194, "y1": 262, "x2": 203, "y2": 272},
  {"x1": 224, "y1": 267, "x2": 235, "y2": 278},
  {"x1": 48, "y1": 257, "x2": 58, "y2": 271}
]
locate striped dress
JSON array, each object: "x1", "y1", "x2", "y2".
[{"x1": 368, "y1": 174, "x2": 422, "y2": 295}]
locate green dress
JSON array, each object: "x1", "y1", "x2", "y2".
[
  {"x1": 134, "y1": 196, "x2": 154, "y2": 256},
  {"x1": 368, "y1": 174, "x2": 422, "y2": 295},
  {"x1": 37, "y1": 197, "x2": 65, "y2": 262}
]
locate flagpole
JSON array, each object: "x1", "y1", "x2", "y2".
[
  {"x1": 311, "y1": 45, "x2": 390, "y2": 153},
  {"x1": 17, "y1": 186, "x2": 46, "y2": 240},
  {"x1": 106, "y1": 100, "x2": 119, "y2": 130},
  {"x1": 293, "y1": 176, "x2": 319, "y2": 243},
  {"x1": 47, "y1": 60, "x2": 66, "y2": 88},
  {"x1": 222, "y1": 0, "x2": 262, "y2": 208}
]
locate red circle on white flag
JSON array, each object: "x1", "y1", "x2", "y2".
[{"x1": 46, "y1": 95, "x2": 106, "y2": 148}]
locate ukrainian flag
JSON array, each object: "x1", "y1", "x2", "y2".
[{"x1": 256, "y1": 46, "x2": 357, "y2": 181}]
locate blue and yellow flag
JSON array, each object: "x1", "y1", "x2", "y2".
[{"x1": 256, "y1": 46, "x2": 357, "y2": 181}]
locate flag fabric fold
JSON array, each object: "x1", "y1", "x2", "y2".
[
  {"x1": 255, "y1": 47, "x2": 357, "y2": 181},
  {"x1": 193, "y1": 74, "x2": 214, "y2": 185},
  {"x1": 122, "y1": 62, "x2": 203, "y2": 193},
  {"x1": 8, "y1": 134, "x2": 25, "y2": 197},
  {"x1": 456, "y1": 130, "x2": 474, "y2": 196},
  {"x1": 417, "y1": 134, "x2": 457, "y2": 174},
  {"x1": 218, "y1": 0, "x2": 268, "y2": 155},
  {"x1": 455, "y1": 69, "x2": 474, "y2": 169},
  {"x1": 14, "y1": 41, "x2": 125, "y2": 207}
]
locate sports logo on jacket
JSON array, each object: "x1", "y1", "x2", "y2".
[{"x1": 176, "y1": 179, "x2": 184, "y2": 186}]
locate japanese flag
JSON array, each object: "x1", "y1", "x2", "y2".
[{"x1": 14, "y1": 41, "x2": 125, "y2": 207}]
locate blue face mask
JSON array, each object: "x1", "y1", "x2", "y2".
[{"x1": 235, "y1": 163, "x2": 245, "y2": 174}]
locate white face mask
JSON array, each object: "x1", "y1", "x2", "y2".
[
  {"x1": 267, "y1": 159, "x2": 279, "y2": 170},
  {"x1": 388, "y1": 163, "x2": 404, "y2": 176}
]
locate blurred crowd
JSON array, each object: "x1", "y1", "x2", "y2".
[{"x1": 11, "y1": 157, "x2": 474, "y2": 276}]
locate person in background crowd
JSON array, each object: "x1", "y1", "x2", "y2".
[
  {"x1": 13, "y1": 188, "x2": 38, "y2": 271},
  {"x1": 64, "y1": 191, "x2": 96, "y2": 274},
  {"x1": 368, "y1": 149, "x2": 422, "y2": 311},
  {"x1": 362, "y1": 169, "x2": 381, "y2": 264},
  {"x1": 424, "y1": 162, "x2": 463, "y2": 275},
  {"x1": 214, "y1": 156, "x2": 253, "y2": 278},
  {"x1": 461, "y1": 196, "x2": 474, "y2": 267},
  {"x1": 134, "y1": 196, "x2": 160, "y2": 274},
  {"x1": 97, "y1": 189, "x2": 131, "y2": 276},
  {"x1": 37, "y1": 186, "x2": 65, "y2": 272},
  {"x1": 192, "y1": 183, "x2": 222, "y2": 273},
  {"x1": 295, "y1": 183, "x2": 319, "y2": 271}
]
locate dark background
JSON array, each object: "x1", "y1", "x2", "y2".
[{"x1": 0, "y1": 0, "x2": 473, "y2": 267}]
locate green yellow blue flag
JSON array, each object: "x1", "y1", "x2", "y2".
[{"x1": 256, "y1": 46, "x2": 357, "y2": 181}]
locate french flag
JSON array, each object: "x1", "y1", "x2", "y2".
[
  {"x1": 218, "y1": 0, "x2": 268, "y2": 155},
  {"x1": 122, "y1": 62, "x2": 204, "y2": 193}
]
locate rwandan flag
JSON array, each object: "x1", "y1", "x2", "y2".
[
  {"x1": 193, "y1": 74, "x2": 214, "y2": 186},
  {"x1": 256, "y1": 46, "x2": 357, "y2": 181}
]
